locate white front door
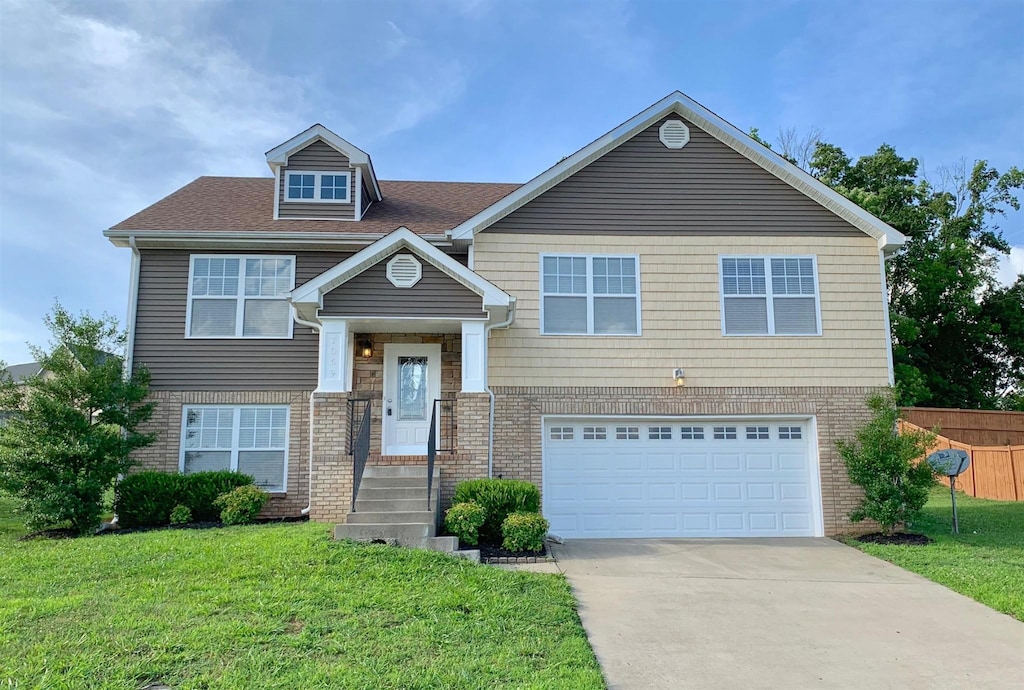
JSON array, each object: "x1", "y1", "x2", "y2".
[{"x1": 382, "y1": 344, "x2": 442, "y2": 455}]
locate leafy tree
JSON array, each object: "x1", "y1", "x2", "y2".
[
  {"x1": 0, "y1": 303, "x2": 155, "y2": 534},
  {"x1": 808, "y1": 143, "x2": 1023, "y2": 409},
  {"x1": 837, "y1": 392, "x2": 936, "y2": 535}
]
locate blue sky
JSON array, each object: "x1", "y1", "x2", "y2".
[{"x1": 1, "y1": 0, "x2": 1022, "y2": 364}]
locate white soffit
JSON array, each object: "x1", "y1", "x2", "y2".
[{"x1": 448, "y1": 91, "x2": 906, "y2": 252}]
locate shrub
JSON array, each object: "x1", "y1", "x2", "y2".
[
  {"x1": 215, "y1": 485, "x2": 269, "y2": 526},
  {"x1": 115, "y1": 471, "x2": 182, "y2": 528},
  {"x1": 115, "y1": 470, "x2": 254, "y2": 527},
  {"x1": 502, "y1": 512, "x2": 549, "y2": 553},
  {"x1": 169, "y1": 504, "x2": 192, "y2": 525},
  {"x1": 0, "y1": 303, "x2": 155, "y2": 534},
  {"x1": 445, "y1": 501, "x2": 486, "y2": 546},
  {"x1": 180, "y1": 471, "x2": 254, "y2": 522},
  {"x1": 837, "y1": 391, "x2": 936, "y2": 535},
  {"x1": 453, "y1": 479, "x2": 541, "y2": 543}
]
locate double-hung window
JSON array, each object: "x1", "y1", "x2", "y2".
[
  {"x1": 541, "y1": 254, "x2": 640, "y2": 335},
  {"x1": 720, "y1": 256, "x2": 820, "y2": 335},
  {"x1": 187, "y1": 255, "x2": 295, "y2": 338},
  {"x1": 284, "y1": 171, "x2": 351, "y2": 203},
  {"x1": 181, "y1": 405, "x2": 289, "y2": 492}
]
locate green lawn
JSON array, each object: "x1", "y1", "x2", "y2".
[
  {"x1": 0, "y1": 511, "x2": 603, "y2": 689},
  {"x1": 849, "y1": 485, "x2": 1024, "y2": 620}
]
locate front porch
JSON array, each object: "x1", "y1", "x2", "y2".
[{"x1": 287, "y1": 227, "x2": 515, "y2": 523}]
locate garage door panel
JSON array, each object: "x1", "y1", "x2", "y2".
[
  {"x1": 544, "y1": 418, "x2": 819, "y2": 538},
  {"x1": 680, "y1": 454, "x2": 709, "y2": 470}
]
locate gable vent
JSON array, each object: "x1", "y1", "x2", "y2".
[
  {"x1": 386, "y1": 253, "x2": 422, "y2": 288},
  {"x1": 659, "y1": 119, "x2": 690, "y2": 149}
]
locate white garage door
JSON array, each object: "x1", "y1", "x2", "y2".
[{"x1": 543, "y1": 418, "x2": 822, "y2": 538}]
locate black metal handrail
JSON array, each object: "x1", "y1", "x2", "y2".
[
  {"x1": 350, "y1": 398, "x2": 372, "y2": 512},
  {"x1": 426, "y1": 398, "x2": 457, "y2": 512},
  {"x1": 347, "y1": 397, "x2": 373, "y2": 456}
]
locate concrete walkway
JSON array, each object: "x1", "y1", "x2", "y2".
[{"x1": 551, "y1": 538, "x2": 1024, "y2": 690}]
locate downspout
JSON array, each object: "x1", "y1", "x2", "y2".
[
  {"x1": 484, "y1": 298, "x2": 516, "y2": 478},
  {"x1": 292, "y1": 307, "x2": 322, "y2": 515}
]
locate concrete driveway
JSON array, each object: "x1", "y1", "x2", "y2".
[{"x1": 550, "y1": 538, "x2": 1024, "y2": 690}]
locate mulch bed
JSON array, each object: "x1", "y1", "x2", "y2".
[
  {"x1": 18, "y1": 515, "x2": 309, "y2": 541},
  {"x1": 478, "y1": 542, "x2": 553, "y2": 563},
  {"x1": 857, "y1": 532, "x2": 933, "y2": 546}
]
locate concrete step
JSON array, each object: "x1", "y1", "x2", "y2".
[
  {"x1": 418, "y1": 536, "x2": 459, "y2": 553},
  {"x1": 363, "y1": 465, "x2": 439, "y2": 479},
  {"x1": 359, "y1": 476, "x2": 436, "y2": 489},
  {"x1": 334, "y1": 522, "x2": 436, "y2": 545},
  {"x1": 354, "y1": 498, "x2": 433, "y2": 512},
  {"x1": 453, "y1": 549, "x2": 481, "y2": 563},
  {"x1": 355, "y1": 486, "x2": 439, "y2": 501},
  {"x1": 346, "y1": 510, "x2": 436, "y2": 525}
]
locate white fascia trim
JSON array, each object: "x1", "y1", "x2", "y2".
[
  {"x1": 290, "y1": 227, "x2": 511, "y2": 310},
  {"x1": 104, "y1": 229, "x2": 451, "y2": 248},
  {"x1": 265, "y1": 124, "x2": 382, "y2": 201},
  {"x1": 449, "y1": 91, "x2": 906, "y2": 252}
]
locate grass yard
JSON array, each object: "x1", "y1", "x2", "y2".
[
  {"x1": 0, "y1": 510, "x2": 603, "y2": 689},
  {"x1": 849, "y1": 485, "x2": 1024, "y2": 620}
]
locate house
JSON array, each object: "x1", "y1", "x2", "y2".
[{"x1": 105, "y1": 91, "x2": 903, "y2": 540}]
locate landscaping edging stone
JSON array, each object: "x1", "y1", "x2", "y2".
[{"x1": 484, "y1": 554, "x2": 556, "y2": 565}]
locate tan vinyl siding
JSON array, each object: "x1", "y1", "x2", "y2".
[
  {"x1": 279, "y1": 140, "x2": 355, "y2": 220},
  {"x1": 487, "y1": 116, "x2": 863, "y2": 236},
  {"x1": 134, "y1": 249, "x2": 352, "y2": 390},
  {"x1": 474, "y1": 234, "x2": 890, "y2": 387},
  {"x1": 321, "y1": 258, "x2": 486, "y2": 319}
]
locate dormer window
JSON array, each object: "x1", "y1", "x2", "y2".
[{"x1": 284, "y1": 171, "x2": 351, "y2": 204}]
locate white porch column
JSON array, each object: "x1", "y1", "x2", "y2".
[
  {"x1": 461, "y1": 320, "x2": 487, "y2": 393},
  {"x1": 318, "y1": 318, "x2": 352, "y2": 392}
]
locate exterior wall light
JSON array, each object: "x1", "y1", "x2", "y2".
[
  {"x1": 359, "y1": 340, "x2": 373, "y2": 358},
  {"x1": 673, "y1": 368, "x2": 686, "y2": 387}
]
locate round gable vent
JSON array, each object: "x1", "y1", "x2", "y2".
[
  {"x1": 386, "y1": 253, "x2": 422, "y2": 288},
  {"x1": 659, "y1": 119, "x2": 690, "y2": 149}
]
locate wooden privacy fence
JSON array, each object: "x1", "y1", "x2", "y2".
[{"x1": 900, "y1": 420, "x2": 1024, "y2": 501}]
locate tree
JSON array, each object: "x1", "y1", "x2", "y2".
[
  {"x1": 837, "y1": 392, "x2": 936, "y2": 535},
  {"x1": 0, "y1": 303, "x2": 155, "y2": 534},
  {"x1": 808, "y1": 143, "x2": 1023, "y2": 409}
]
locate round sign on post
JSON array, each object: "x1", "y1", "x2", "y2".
[{"x1": 927, "y1": 449, "x2": 970, "y2": 534}]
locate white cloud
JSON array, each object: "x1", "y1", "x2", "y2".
[{"x1": 996, "y1": 247, "x2": 1024, "y2": 286}]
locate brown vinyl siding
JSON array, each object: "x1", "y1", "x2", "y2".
[
  {"x1": 487, "y1": 116, "x2": 863, "y2": 236},
  {"x1": 321, "y1": 257, "x2": 486, "y2": 318},
  {"x1": 361, "y1": 183, "x2": 371, "y2": 217},
  {"x1": 278, "y1": 140, "x2": 355, "y2": 220},
  {"x1": 134, "y1": 249, "x2": 352, "y2": 390}
]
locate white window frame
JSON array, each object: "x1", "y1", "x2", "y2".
[
  {"x1": 283, "y1": 170, "x2": 351, "y2": 204},
  {"x1": 718, "y1": 255, "x2": 822, "y2": 336},
  {"x1": 179, "y1": 405, "x2": 290, "y2": 493},
  {"x1": 539, "y1": 253, "x2": 642, "y2": 336},
  {"x1": 185, "y1": 254, "x2": 296, "y2": 339}
]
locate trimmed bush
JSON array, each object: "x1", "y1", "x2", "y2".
[
  {"x1": 169, "y1": 504, "x2": 192, "y2": 525},
  {"x1": 115, "y1": 471, "x2": 182, "y2": 528},
  {"x1": 215, "y1": 485, "x2": 269, "y2": 526},
  {"x1": 502, "y1": 512, "x2": 549, "y2": 553},
  {"x1": 180, "y1": 471, "x2": 254, "y2": 522},
  {"x1": 453, "y1": 479, "x2": 541, "y2": 543},
  {"x1": 445, "y1": 501, "x2": 486, "y2": 546},
  {"x1": 115, "y1": 470, "x2": 254, "y2": 527}
]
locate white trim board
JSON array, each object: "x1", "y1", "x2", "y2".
[{"x1": 449, "y1": 91, "x2": 905, "y2": 253}]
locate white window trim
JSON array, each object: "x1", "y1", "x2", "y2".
[
  {"x1": 539, "y1": 253, "x2": 643, "y2": 336},
  {"x1": 283, "y1": 170, "x2": 351, "y2": 204},
  {"x1": 185, "y1": 254, "x2": 296, "y2": 340},
  {"x1": 718, "y1": 255, "x2": 822, "y2": 336},
  {"x1": 178, "y1": 404, "x2": 290, "y2": 493}
]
